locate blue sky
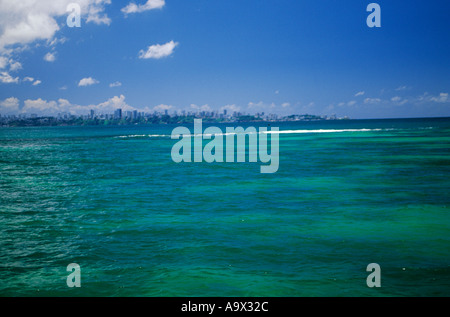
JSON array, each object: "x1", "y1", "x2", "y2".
[{"x1": 0, "y1": 0, "x2": 449, "y2": 119}]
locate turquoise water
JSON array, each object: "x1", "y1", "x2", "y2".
[{"x1": 0, "y1": 118, "x2": 449, "y2": 297}]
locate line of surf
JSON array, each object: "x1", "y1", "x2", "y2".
[{"x1": 113, "y1": 128, "x2": 396, "y2": 139}]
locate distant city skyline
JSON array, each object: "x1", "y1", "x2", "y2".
[
  {"x1": 0, "y1": 1, "x2": 449, "y2": 119},
  {"x1": 0, "y1": 106, "x2": 345, "y2": 124}
]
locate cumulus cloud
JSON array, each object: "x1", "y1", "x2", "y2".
[
  {"x1": 22, "y1": 98, "x2": 60, "y2": 114},
  {"x1": 44, "y1": 52, "x2": 56, "y2": 62},
  {"x1": 78, "y1": 77, "x2": 99, "y2": 87},
  {"x1": 15, "y1": 95, "x2": 134, "y2": 116},
  {"x1": 0, "y1": 57, "x2": 21, "y2": 72},
  {"x1": 86, "y1": 3, "x2": 112, "y2": 25},
  {"x1": 139, "y1": 41, "x2": 178, "y2": 59},
  {"x1": 0, "y1": 71, "x2": 19, "y2": 84},
  {"x1": 190, "y1": 104, "x2": 211, "y2": 112},
  {"x1": 109, "y1": 81, "x2": 122, "y2": 88},
  {"x1": 32, "y1": 80, "x2": 42, "y2": 86},
  {"x1": 122, "y1": 0, "x2": 165, "y2": 15},
  {"x1": 9, "y1": 60, "x2": 22, "y2": 71},
  {"x1": 220, "y1": 104, "x2": 241, "y2": 113},
  {"x1": 355, "y1": 91, "x2": 365, "y2": 97},
  {"x1": 0, "y1": 97, "x2": 20, "y2": 113},
  {"x1": 0, "y1": 0, "x2": 112, "y2": 52},
  {"x1": 93, "y1": 95, "x2": 134, "y2": 113},
  {"x1": 153, "y1": 104, "x2": 173, "y2": 112},
  {"x1": 0, "y1": 56, "x2": 8, "y2": 69},
  {"x1": 395, "y1": 85, "x2": 411, "y2": 91}
]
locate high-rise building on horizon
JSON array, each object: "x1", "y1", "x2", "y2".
[{"x1": 114, "y1": 108, "x2": 122, "y2": 120}]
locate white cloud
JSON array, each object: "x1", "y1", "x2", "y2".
[
  {"x1": 139, "y1": 41, "x2": 178, "y2": 59},
  {"x1": 1, "y1": 95, "x2": 139, "y2": 116},
  {"x1": 190, "y1": 104, "x2": 211, "y2": 112},
  {"x1": 22, "y1": 98, "x2": 59, "y2": 114},
  {"x1": 78, "y1": 77, "x2": 99, "y2": 87},
  {"x1": 248, "y1": 101, "x2": 296, "y2": 113},
  {"x1": 122, "y1": 0, "x2": 165, "y2": 15},
  {"x1": 0, "y1": 97, "x2": 20, "y2": 113},
  {"x1": 247, "y1": 101, "x2": 264, "y2": 109},
  {"x1": 109, "y1": 81, "x2": 122, "y2": 88},
  {"x1": 44, "y1": 52, "x2": 56, "y2": 62},
  {"x1": 275, "y1": 90, "x2": 279, "y2": 95},
  {"x1": 430, "y1": 93, "x2": 449, "y2": 103},
  {"x1": 347, "y1": 100, "x2": 357, "y2": 106},
  {"x1": 0, "y1": 0, "x2": 111, "y2": 52},
  {"x1": 153, "y1": 104, "x2": 173, "y2": 112},
  {"x1": 220, "y1": 104, "x2": 241, "y2": 113},
  {"x1": 19, "y1": 95, "x2": 133, "y2": 116},
  {"x1": 0, "y1": 71, "x2": 19, "y2": 84},
  {"x1": 48, "y1": 37, "x2": 67, "y2": 47},
  {"x1": 9, "y1": 60, "x2": 22, "y2": 71},
  {"x1": 391, "y1": 96, "x2": 408, "y2": 105},
  {"x1": 355, "y1": 91, "x2": 365, "y2": 97},
  {"x1": 23, "y1": 77, "x2": 41, "y2": 85},
  {"x1": 0, "y1": 57, "x2": 21, "y2": 71},
  {"x1": 92, "y1": 95, "x2": 133, "y2": 113},
  {"x1": 395, "y1": 85, "x2": 410, "y2": 91},
  {"x1": 364, "y1": 98, "x2": 381, "y2": 104},
  {"x1": 0, "y1": 56, "x2": 8, "y2": 68},
  {"x1": 86, "y1": 3, "x2": 112, "y2": 25}
]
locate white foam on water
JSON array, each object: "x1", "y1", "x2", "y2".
[{"x1": 115, "y1": 128, "x2": 395, "y2": 139}]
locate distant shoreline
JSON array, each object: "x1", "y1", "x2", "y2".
[
  {"x1": 0, "y1": 113, "x2": 350, "y2": 127},
  {"x1": 1, "y1": 114, "x2": 449, "y2": 128}
]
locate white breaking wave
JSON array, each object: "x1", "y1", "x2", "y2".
[
  {"x1": 115, "y1": 134, "x2": 171, "y2": 138},
  {"x1": 264, "y1": 129, "x2": 383, "y2": 134},
  {"x1": 114, "y1": 128, "x2": 393, "y2": 139}
]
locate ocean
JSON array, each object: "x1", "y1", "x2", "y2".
[{"x1": 0, "y1": 118, "x2": 449, "y2": 296}]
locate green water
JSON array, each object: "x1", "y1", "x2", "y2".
[{"x1": 0, "y1": 118, "x2": 449, "y2": 296}]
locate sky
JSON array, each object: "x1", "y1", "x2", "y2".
[{"x1": 0, "y1": 0, "x2": 449, "y2": 119}]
